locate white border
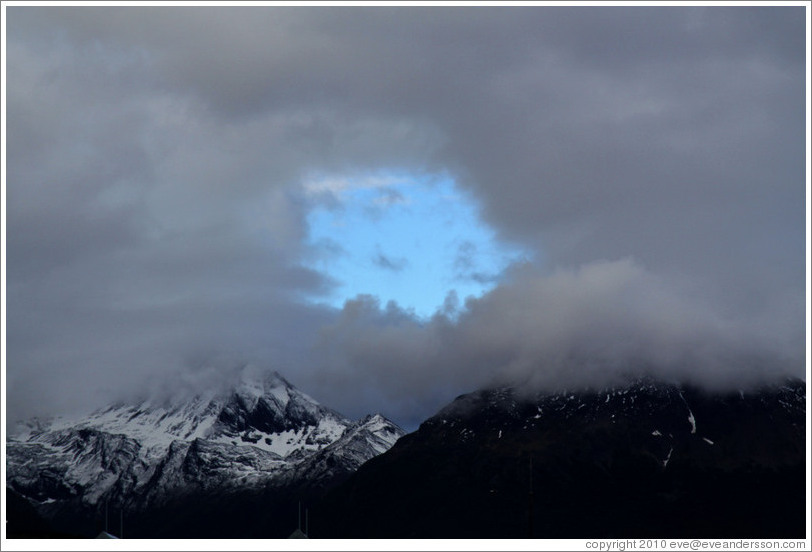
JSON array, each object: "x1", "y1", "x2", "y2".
[
  {"x1": 0, "y1": 1, "x2": 811, "y2": 7},
  {"x1": 0, "y1": 1, "x2": 809, "y2": 550}
]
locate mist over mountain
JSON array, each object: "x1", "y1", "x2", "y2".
[
  {"x1": 5, "y1": 259, "x2": 802, "y2": 434},
  {"x1": 308, "y1": 259, "x2": 803, "y2": 428}
]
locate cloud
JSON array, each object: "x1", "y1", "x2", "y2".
[
  {"x1": 371, "y1": 187, "x2": 409, "y2": 209},
  {"x1": 372, "y1": 249, "x2": 409, "y2": 272},
  {"x1": 4, "y1": 7, "x2": 806, "y2": 429},
  {"x1": 452, "y1": 240, "x2": 502, "y2": 285},
  {"x1": 453, "y1": 241, "x2": 478, "y2": 273},
  {"x1": 305, "y1": 259, "x2": 802, "y2": 428}
]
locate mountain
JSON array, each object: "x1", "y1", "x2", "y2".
[
  {"x1": 6, "y1": 366, "x2": 405, "y2": 538},
  {"x1": 313, "y1": 376, "x2": 806, "y2": 538}
]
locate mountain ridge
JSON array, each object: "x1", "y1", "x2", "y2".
[
  {"x1": 314, "y1": 375, "x2": 806, "y2": 538},
  {"x1": 6, "y1": 366, "x2": 405, "y2": 538}
]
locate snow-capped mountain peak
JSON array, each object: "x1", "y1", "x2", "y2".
[
  {"x1": 11, "y1": 367, "x2": 344, "y2": 458},
  {"x1": 230, "y1": 367, "x2": 302, "y2": 409},
  {"x1": 7, "y1": 368, "x2": 405, "y2": 525}
]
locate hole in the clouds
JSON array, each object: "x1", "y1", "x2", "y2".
[{"x1": 301, "y1": 170, "x2": 529, "y2": 318}]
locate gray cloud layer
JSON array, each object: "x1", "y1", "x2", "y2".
[
  {"x1": 307, "y1": 259, "x2": 802, "y2": 428},
  {"x1": 4, "y1": 6, "x2": 806, "y2": 428}
]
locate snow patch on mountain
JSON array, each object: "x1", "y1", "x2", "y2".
[{"x1": 6, "y1": 367, "x2": 405, "y2": 514}]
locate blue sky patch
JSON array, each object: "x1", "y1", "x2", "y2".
[{"x1": 303, "y1": 172, "x2": 529, "y2": 318}]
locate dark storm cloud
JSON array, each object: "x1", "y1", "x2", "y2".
[{"x1": 4, "y1": 6, "x2": 806, "y2": 427}]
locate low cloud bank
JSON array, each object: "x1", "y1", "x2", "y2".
[
  {"x1": 304, "y1": 259, "x2": 802, "y2": 427},
  {"x1": 6, "y1": 257, "x2": 800, "y2": 431}
]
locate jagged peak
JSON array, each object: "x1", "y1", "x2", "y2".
[
  {"x1": 233, "y1": 365, "x2": 287, "y2": 390},
  {"x1": 227, "y1": 366, "x2": 323, "y2": 410},
  {"x1": 231, "y1": 367, "x2": 288, "y2": 404},
  {"x1": 355, "y1": 413, "x2": 403, "y2": 433},
  {"x1": 357, "y1": 413, "x2": 385, "y2": 424}
]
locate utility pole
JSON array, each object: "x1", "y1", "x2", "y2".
[{"x1": 528, "y1": 457, "x2": 534, "y2": 539}]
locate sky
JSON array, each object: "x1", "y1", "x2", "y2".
[
  {"x1": 2, "y1": 4, "x2": 809, "y2": 430},
  {"x1": 303, "y1": 171, "x2": 529, "y2": 317}
]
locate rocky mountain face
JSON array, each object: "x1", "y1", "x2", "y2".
[
  {"x1": 314, "y1": 376, "x2": 806, "y2": 539},
  {"x1": 6, "y1": 367, "x2": 405, "y2": 538}
]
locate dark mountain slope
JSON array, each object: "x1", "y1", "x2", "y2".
[{"x1": 313, "y1": 377, "x2": 806, "y2": 538}]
